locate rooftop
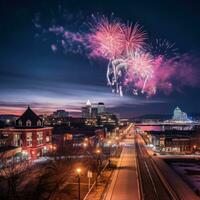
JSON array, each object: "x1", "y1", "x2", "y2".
[{"x1": 15, "y1": 106, "x2": 43, "y2": 128}]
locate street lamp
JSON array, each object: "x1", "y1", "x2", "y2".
[
  {"x1": 96, "y1": 149, "x2": 101, "y2": 166},
  {"x1": 83, "y1": 142, "x2": 88, "y2": 148},
  {"x1": 193, "y1": 145, "x2": 197, "y2": 153},
  {"x1": 95, "y1": 149, "x2": 101, "y2": 187},
  {"x1": 107, "y1": 140, "x2": 111, "y2": 168},
  {"x1": 53, "y1": 145, "x2": 57, "y2": 151},
  {"x1": 96, "y1": 149, "x2": 101, "y2": 154},
  {"x1": 76, "y1": 168, "x2": 81, "y2": 200}
]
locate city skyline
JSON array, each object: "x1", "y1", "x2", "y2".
[
  {"x1": 1, "y1": 1, "x2": 200, "y2": 199},
  {"x1": 1, "y1": 0, "x2": 200, "y2": 117}
]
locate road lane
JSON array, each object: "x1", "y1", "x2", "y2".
[
  {"x1": 104, "y1": 139, "x2": 139, "y2": 200},
  {"x1": 135, "y1": 134, "x2": 176, "y2": 200}
]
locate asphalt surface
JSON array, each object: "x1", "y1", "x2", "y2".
[
  {"x1": 135, "y1": 134, "x2": 175, "y2": 200},
  {"x1": 104, "y1": 139, "x2": 139, "y2": 200}
]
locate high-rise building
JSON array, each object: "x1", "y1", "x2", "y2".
[
  {"x1": 82, "y1": 100, "x2": 92, "y2": 118},
  {"x1": 91, "y1": 107, "x2": 98, "y2": 118},
  {"x1": 97, "y1": 102, "x2": 105, "y2": 114},
  {"x1": 53, "y1": 110, "x2": 69, "y2": 118}
]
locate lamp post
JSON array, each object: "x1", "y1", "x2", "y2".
[
  {"x1": 96, "y1": 149, "x2": 101, "y2": 187},
  {"x1": 108, "y1": 140, "x2": 111, "y2": 168},
  {"x1": 76, "y1": 168, "x2": 81, "y2": 200}
]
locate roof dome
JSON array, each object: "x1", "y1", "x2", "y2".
[{"x1": 16, "y1": 106, "x2": 43, "y2": 128}]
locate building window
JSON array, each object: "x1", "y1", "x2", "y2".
[
  {"x1": 13, "y1": 133, "x2": 21, "y2": 146},
  {"x1": 37, "y1": 120, "x2": 42, "y2": 126},
  {"x1": 18, "y1": 120, "x2": 22, "y2": 126},
  {"x1": 26, "y1": 132, "x2": 32, "y2": 147},
  {"x1": 46, "y1": 136, "x2": 50, "y2": 142},
  {"x1": 26, "y1": 120, "x2": 31, "y2": 127},
  {"x1": 37, "y1": 132, "x2": 43, "y2": 145}
]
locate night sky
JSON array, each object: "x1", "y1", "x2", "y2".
[{"x1": 0, "y1": 0, "x2": 200, "y2": 117}]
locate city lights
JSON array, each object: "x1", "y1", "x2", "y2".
[{"x1": 0, "y1": 1, "x2": 200, "y2": 200}]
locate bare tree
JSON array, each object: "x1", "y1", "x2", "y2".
[
  {"x1": 0, "y1": 153, "x2": 31, "y2": 200},
  {"x1": 23, "y1": 158, "x2": 76, "y2": 200}
]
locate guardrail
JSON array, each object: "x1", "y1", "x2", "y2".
[{"x1": 150, "y1": 158, "x2": 180, "y2": 200}]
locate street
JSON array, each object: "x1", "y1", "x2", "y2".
[
  {"x1": 103, "y1": 138, "x2": 139, "y2": 200},
  {"x1": 135, "y1": 134, "x2": 177, "y2": 200}
]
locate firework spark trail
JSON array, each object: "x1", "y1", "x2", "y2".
[
  {"x1": 87, "y1": 16, "x2": 125, "y2": 60},
  {"x1": 122, "y1": 23, "x2": 147, "y2": 55},
  {"x1": 145, "y1": 38, "x2": 179, "y2": 58},
  {"x1": 87, "y1": 16, "x2": 125, "y2": 94},
  {"x1": 87, "y1": 16, "x2": 147, "y2": 95},
  {"x1": 126, "y1": 52, "x2": 154, "y2": 95},
  {"x1": 34, "y1": 12, "x2": 199, "y2": 97},
  {"x1": 108, "y1": 58, "x2": 127, "y2": 96}
]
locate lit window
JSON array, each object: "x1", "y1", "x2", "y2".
[
  {"x1": 37, "y1": 132, "x2": 43, "y2": 145},
  {"x1": 37, "y1": 120, "x2": 42, "y2": 126},
  {"x1": 26, "y1": 120, "x2": 31, "y2": 127},
  {"x1": 26, "y1": 132, "x2": 32, "y2": 147},
  {"x1": 46, "y1": 136, "x2": 50, "y2": 142}
]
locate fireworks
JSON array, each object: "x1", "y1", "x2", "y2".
[
  {"x1": 34, "y1": 12, "x2": 198, "y2": 98},
  {"x1": 126, "y1": 52, "x2": 154, "y2": 95},
  {"x1": 88, "y1": 16, "x2": 125, "y2": 60},
  {"x1": 87, "y1": 16, "x2": 147, "y2": 95},
  {"x1": 146, "y1": 38, "x2": 179, "y2": 58},
  {"x1": 122, "y1": 23, "x2": 146, "y2": 55},
  {"x1": 87, "y1": 17, "x2": 146, "y2": 59}
]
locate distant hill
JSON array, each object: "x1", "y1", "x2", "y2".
[{"x1": 0, "y1": 114, "x2": 19, "y2": 120}]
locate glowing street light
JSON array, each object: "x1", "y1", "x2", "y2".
[
  {"x1": 96, "y1": 149, "x2": 101, "y2": 154},
  {"x1": 53, "y1": 145, "x2": 56, "y2": 150},
  {"x1": 76, "y1": 168, "x2": 82, "y2": 175},
  {"x1": 76, "y1": 168, "x2": 82, "y2": 200},
  {"x1": 83, "y1": 142, "x2": 88, "y2": 148}
]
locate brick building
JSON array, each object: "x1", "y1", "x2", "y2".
[{"x1": 0, "y1": 106, "x2": 53, "y2": 160}]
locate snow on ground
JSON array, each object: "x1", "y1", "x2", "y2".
[{"x1": 170, "y1": 161, "x2": 200, "y2": 192}]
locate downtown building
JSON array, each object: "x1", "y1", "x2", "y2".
[
  {"x1": 0, "y1": 106, "x2": 53, "y2": 160},
  {"x1": 172, "y1": 106, "x2": 190, "y2": 122},
  {"x1": 53, "y1": 109, "x2": 69, "y2": 118},
  {"x1": 82, "y1": 100, "x2": 106, "y2": 119},
  {"x1": 81, "y1": 100, "x2": 119, "y2": 127}
]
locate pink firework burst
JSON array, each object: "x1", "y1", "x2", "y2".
[
  {"x1": 87, "y1": 16, "x2": 125, "y2": 60},
  {"x1": 125, "y1": 52, "x2": 155, "y2": 95},
  {"x1": 127, "y1": 52, "x2": 153, "y2": 80},
  {"x1": 122, "y1": 23, "x2": 146, "y2": 54}
]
